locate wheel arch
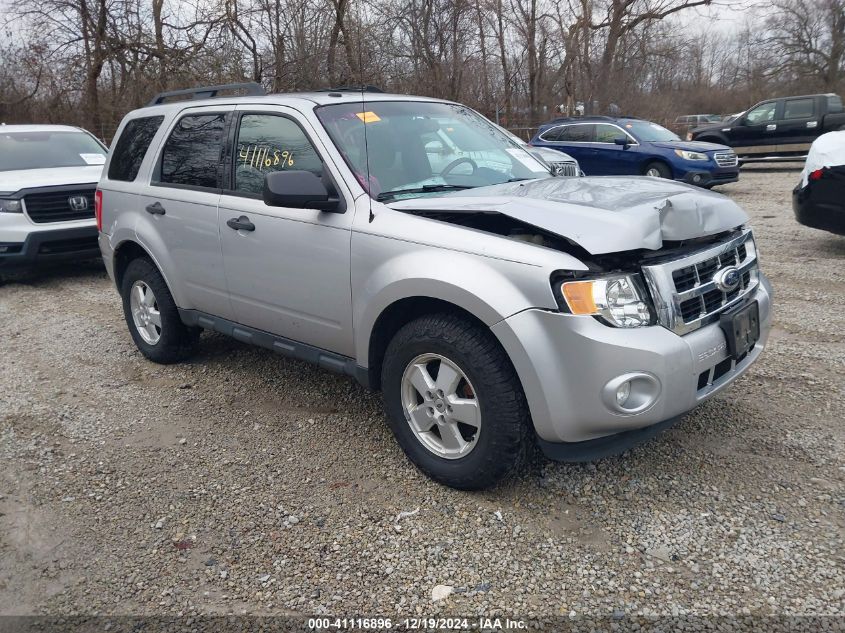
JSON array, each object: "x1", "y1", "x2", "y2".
[
  {"x1": 112, "y1": 239, "x2": 181, "y2": 306},
  {"x1": 365, "y1": 296, "x2": 492, "y2": 391}
]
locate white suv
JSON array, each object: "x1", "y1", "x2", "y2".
[{"x1": 0, "y1": 124, "x2": 107, "y2": 278}]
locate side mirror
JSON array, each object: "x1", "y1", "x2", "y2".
[
  {"x1": 263, "y1": 170, "x2": 344, "y2": 213},
  {"x1": 614, "y1": 137, "x2": 630, "y2": 147}
]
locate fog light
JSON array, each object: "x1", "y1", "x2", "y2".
[
  {"x1": 616, "y1": 382, "x2": 631, "y2": 406},
  {"x1": 602, "y1": 372, "x2": 661, "y2": 415}
]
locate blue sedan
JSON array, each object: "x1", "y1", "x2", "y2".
[{"x1": 530, "y1": 116, "x2": 740, "y2": 187}]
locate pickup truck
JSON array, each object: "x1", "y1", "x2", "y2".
[{"x1": 690, "y1": 93, "x2": 845, "y2": 162}]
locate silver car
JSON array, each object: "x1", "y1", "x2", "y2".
[{"x1": 97, "y1": 85, "x2": 772, "y2": 489}]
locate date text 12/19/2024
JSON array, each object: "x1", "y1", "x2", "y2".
[{"x1": 308, "y1": 617, "x2": 528, "y2": 630}]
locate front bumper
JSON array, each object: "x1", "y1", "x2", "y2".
[
  {"x1": 681, "y1": 169, "x2": 739, "y2": 187},
  {"x1": 491, "y1": 273, "x2": 772, "y2": 455},
  {"x1": 0, "y1": 225, "x2": 100, "y2": 270}
]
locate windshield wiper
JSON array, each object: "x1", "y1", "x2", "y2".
[{"x1": 376, "y1": 184, "x2": 476, "y2": 201}]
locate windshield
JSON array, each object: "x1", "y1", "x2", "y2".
[
  {"x1": 316, "y1": 101, "x2": 550, "y2": 200},
  {"x1": 623, "y1": 121, "x2": 681, "y2": 142},
  {"x1": 0, "y1": 130, "x2": 106, "y2": 172}
]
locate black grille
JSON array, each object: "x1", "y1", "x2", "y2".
[
  {"x1": 672, "y1": 265, "x2": 698, "y2": 292},
  {"x1": 680, "y1": 298, "x2": 702, "y2": 321},
  {"x1": 702, "y1": 288, "x2": 724, "y2": 313},
  {"x1": 712, "y1": 358, "x2": 733, "y2": 382},
  {"x1": 696, "y1": 256, "x2": 720, "y2": 281},
  {"x1": 24, "y1": 188, "x2": 96, "y2": 223},
  {"x1": 37, "y1": 235, "x2": 99, "y2": 255}
]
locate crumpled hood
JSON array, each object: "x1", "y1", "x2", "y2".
[
  {"x1": 651, "y1": 140, "x2": 730, "y2": 153},
  {"x1": 0, "y1": 166, "x2": 103, "y2": 195},
  {"x1": 388, "y1": 176, "x2": 748, "y2": 255}
]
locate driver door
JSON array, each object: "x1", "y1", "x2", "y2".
[
  {"x1": 730, "y1": 101, "x2": 780, "y2": 156},
  {"x1": 217, "y1": 106, "x2": 355, "y2": 356}
]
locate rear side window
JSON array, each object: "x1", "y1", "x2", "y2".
[
  {"x1": 158, "y1": 113, "x2": 227, "y2": 189},
  {"x1": 828, "y1": 95, "x2": 844, "y2": 113},
  {"x1": 539, "y1": 126, "x2": 565, "y2": 142},
  {"x1": 541, "y1": 125, "x2": 594, "y2": 142},
  {"x1": 783, "y1": 98, "x2": 815, "y2": 120},
  {"x1": 557, "y1": 124, "x2": 594, "y2": 142},
  {"x1": 108, "y1": 116, "x2": 163, "y2": 181}
]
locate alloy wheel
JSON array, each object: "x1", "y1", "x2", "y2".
[
  {"x1": 129, "y1": 280, "x2": 162, "y2": 345},
  {"x1": 400, "y1": 353, "x2": 481, "y2": 459}
]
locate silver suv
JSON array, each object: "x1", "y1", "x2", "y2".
[
  {"x1": 0, "y1": 125, "x2": 107, "y2": 278},
  {"x1": 98, "y1": 84, "x2": 772, "y2": 489}
]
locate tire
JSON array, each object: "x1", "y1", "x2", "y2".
[
  {"x1": 381, "y1": 313, "x2": 531, "y2": 490},
  {"x1": 120, "y1": 257, "x2": 198, "y2": 364},
  {"x1": 644, "y1": 161, "x2": 672, "y2": 179}
]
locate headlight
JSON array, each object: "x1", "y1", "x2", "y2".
[
  {"x1": 558, "y1": 275, "x2": 654, "y2": 328},
  {"x1": 674, "y1": 149, "x2": 708, "y2": 161},
  {"x1": 0, "y1": 199, "x2": 22, "y2": 213}
]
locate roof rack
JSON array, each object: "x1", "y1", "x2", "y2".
[
  {"x1": 146, "y1": 82, "x2": 266, "y2": 106},
  {"x1": 318, "y1": 85, "x2": 384, "y2": 94}
]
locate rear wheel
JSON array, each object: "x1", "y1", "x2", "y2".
[
  {"x1": 644, "y1": 161, "x2": 672, "y2": 179},
  {"x1": 120, "y1": 258, "x2": 198, "y2": 364},
  {"x1": 381, "y1": 313, "x2": 531, "y2": 490}
]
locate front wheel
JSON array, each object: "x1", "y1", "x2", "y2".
[
  {"x1": 644, "y1": 161, "x2": 672, "y2": 179},
  {"x1": 381, "y1": 313, "x2": 531, "y2": 490}
]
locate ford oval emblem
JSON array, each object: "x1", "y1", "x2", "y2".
[{"x1": 713, "y1": 266, "x2": 741, "y2": 292}]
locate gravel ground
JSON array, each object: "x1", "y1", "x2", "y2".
[{"x1": 0, "y1": 164, "x2": 843, "y2": 624}]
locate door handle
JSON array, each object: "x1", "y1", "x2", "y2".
[
  {"x1": 807, "y1": 121, "x2": 818, "y2": 128},
  {"x1": 145, "y1": 202, "x2": 166, "y2": 215},
  {"x1": 226, "y1": 216, "x2": 255, "y2": 232},
  {"x1": 765, "y1": 124, "x2": 777, "y2": 132}
]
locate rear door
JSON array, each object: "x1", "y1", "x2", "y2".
[
  {"x1": 729, "y1": 100, "x2": 780, "y2": 157},
  {"x1": 142, "y1": 106, "x2": 234, "y2": 319},
  {"x1": 217, "y1": 106, "x2": 355, "y2": 356},
  {"x1": 776, "y1": 97, "x2": 819, "y2": 154}
]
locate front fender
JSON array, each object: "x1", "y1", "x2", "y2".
[{"x1": 352, "y1": 241, "x2": 560, "y2": 368}]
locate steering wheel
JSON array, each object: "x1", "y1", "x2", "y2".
[{"x1": 441, "y1": 157, "x2": 478, "y2": 177}]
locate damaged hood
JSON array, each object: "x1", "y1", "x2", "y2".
[{"x1": 388, "y1": 176, "x2": 748, "y2": 255}]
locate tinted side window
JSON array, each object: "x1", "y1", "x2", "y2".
[
  {"x1": 540, "y1": 126, "x2": 565, "y2": 142},
  {"x1": 827, "y1": 95, "x2": 843, "y2": 113},
  {"x1": 595, "y1": 124, "x2": 624, "y2": 143},
  {"x1": 233, "y1": 114, "x2": 323, "y2": 196},
  {"x1": 108, "y1": 116, "x2": 164, "y2": 181},
  {"x1": 558, "y1": 124, "x2": 594, "y2": 142},
  {"x1": 159, "y1": 114, "x2": 227, "y2": 189},
  {"x1": 783, "y1": 98, "x2": 815, "y2": 120}
]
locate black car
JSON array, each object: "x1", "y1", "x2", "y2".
[
  {"x1": 792, "y1": 134, "x2": 845, "y2": 235},
  {"x1": 793, "y1": 167, "x2": 845, "y2": 235},
  {"x1": 692, "y1": 93, "x2": 845, "y2": 162}
]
